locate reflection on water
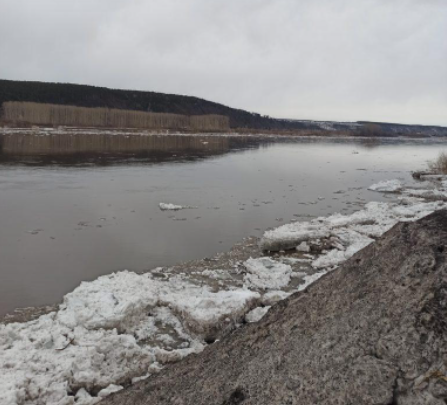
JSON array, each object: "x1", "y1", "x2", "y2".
[
  {"x1": 0, "y1": 133, "x2": 263, "y2": 165},
  {"x1": 0, "y1": 134, "x2": 446, "y2": 316},
  {"x1": 1, "y1": 133, "x2": 231, "y2": 155}
]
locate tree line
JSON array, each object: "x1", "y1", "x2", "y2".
[{"x1": 2, "y1": 102, "x2": 230, "y2": 131}]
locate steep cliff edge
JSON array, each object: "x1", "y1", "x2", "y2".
[{"x1": 105, "y1": 210, "x2": 447, "y2": 405}]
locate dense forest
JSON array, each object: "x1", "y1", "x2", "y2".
[{"x1": 0, "y1": 79, "x2": 312, "y2": 130}]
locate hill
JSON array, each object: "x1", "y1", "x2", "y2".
[
  {"x1": 1, "y1": 79, "x2": 446, "y2": 136},
  {"x1": 0, "y1": 79, "x2": 311, "y2": 131}
]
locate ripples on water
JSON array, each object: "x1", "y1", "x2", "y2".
[{"x1": 0, "y1": 132, "x2": 445, "y2": 315}]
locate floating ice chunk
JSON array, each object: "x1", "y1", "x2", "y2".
[
  {"x1": 245, "y1": 306, "x2": 271, "y2": 323},
  {"x1": 243, "y1": 257, "x2": 292, "y2": 290},
  {"x1": 368, "y1": 179, "x2": 402, "y2": 192},
  {"x1": 159, "y1": 203, "x2": 185, "y2": 211}
]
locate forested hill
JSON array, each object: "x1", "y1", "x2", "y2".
[
  {"x1": 1, "y1": 79, "x2": 446, "y2": 136},
  {"x1": 0, "y1": 79, "x2": 310, "y2": 131}
]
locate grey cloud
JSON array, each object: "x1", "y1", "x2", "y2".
[{"x1": 0, "y1": 0, "x2": 446, "y2": 125}]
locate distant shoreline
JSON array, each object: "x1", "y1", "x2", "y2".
[{"x1": 2, "y1": 126, "x2": 447, "y2": 139}]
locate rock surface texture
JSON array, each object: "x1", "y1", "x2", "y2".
[{"x1": 105, "y1": 210, "x2": 447, "y2": 405}]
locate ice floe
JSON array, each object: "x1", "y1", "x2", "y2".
[
  {"x1": 261, "y1": 198, "x2": 446, "y2": 266},
  {"x1": 158, "y1": 203, "x2": 186, "y2": 211},
  {"x1": 368, "y1": 179, "x2": 402, "y2": 192}
]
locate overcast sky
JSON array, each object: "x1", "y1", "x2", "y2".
[{"x1": 1, "y1": 0, "x2": 446, "y2": 126}]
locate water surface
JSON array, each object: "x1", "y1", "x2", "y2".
[{"x1": 0, "y1": 136, "x2": 445, "y2": 315}]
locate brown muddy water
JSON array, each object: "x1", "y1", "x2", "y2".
[{"x1": 0, "y1": 133, "x2": 446, "y2": 315}]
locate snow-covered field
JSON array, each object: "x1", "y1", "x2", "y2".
[{"x1": 1, "y1": 174, "x2": 447, "y2": 404}]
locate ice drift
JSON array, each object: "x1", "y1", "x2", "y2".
[{"x1": 2, "y1": 176, "x2": 447, "y2": 404}]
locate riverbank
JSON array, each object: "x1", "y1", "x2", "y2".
[
  {"x1": 105, "y1": 208, "x2": 447, "y2": 405},
  {"x1": 1, "y1": 171, "x2": 447, "y2": 404},
  {"x1": 2, "y1": 125, "x2": 447, "y2": 139}
]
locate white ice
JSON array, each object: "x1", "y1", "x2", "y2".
[
  {"x1": 159, "y1": 203, "x2": 185, "y2": 211},
  {"x1": 245, "y1": 306, "x2": 271, "y2": 323},
  {"x1": 368, "y1": 179, "x2": 403, "y2": 192},
  {"x1": 0, "y1": 271, "x2": 259, "y2": 405},
  {"x1": 261, "y1": 181, "x2": 447, "y2": 270},
  {"x1": 243, "y1": 257, "x2": 292, "y2": 290}
]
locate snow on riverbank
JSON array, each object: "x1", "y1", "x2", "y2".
[{"x1": 2, "y1": 175, "x2": 447, "y2": 404}]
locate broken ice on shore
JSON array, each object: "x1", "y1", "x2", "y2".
[
  {"x1": 261, "y1": 176, "x2": 447, "y2": 269},
  {"x1": 367, "y1": 179, "x2": 403, "y2": 192},
  {"x1": 2, "y1": 175, "x2": 447, "y2": 404},
  {"x1": 0, "y1": 271, "x2": 260, "y2": 405}
]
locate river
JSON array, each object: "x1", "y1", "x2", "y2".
[{"x1": 0, "y1": 134, "x2": 445, "y2": 315}]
